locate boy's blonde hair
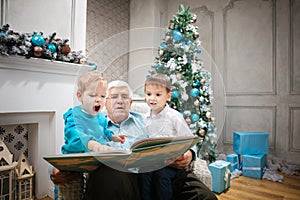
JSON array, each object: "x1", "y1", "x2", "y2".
[
  {"x1": 145, "y1": 73, "x2": 171, "y2": 92},
  {"x1": 77, "y1": 71, "x2": 107, "y2": 93}
]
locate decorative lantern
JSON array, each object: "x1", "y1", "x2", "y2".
[
  {"x1": 0, "y1": 138, "x2": 18, "y2": 200},
  {"x1": 15, "y1": 153, "x2": 34, "y2": 200}
]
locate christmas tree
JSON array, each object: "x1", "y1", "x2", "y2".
[{"x1": 149, "y1": 5, "x2": 217, "y2": 162}]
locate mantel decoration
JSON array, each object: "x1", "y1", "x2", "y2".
[
  {"x1": 0, "y1": 138, "x2": 18, "y2": 199},
  {"x1": 149, "y1": 5, "x2": 217, "y2": 162},
  {"x1": 16, "y1": 153, "x2": 34, "y2": 200},
  {"x1": 0, "y1": 24, "x2": 96, "y2": 68}
]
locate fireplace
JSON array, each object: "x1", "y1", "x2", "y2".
[{"x1": 0, "y1": 55, "x2": 92, "y2": 198}]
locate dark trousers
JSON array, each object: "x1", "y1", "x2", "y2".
[
  {"x1": 140, "y1": 167, "x2": 181, "y2": 200},
  {"x1": 172, "y1": 170, "x2": 218, "y2": 200},
  {"x1": 85, "y1": 165, "x2": 217, "y2": 200},
  {"x1": 85, "y1": 165, "x2": 140, "y2": 200}
]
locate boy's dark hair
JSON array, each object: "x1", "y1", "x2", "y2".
[{"x1": 145, "y1": 73, "x2": 171, "y2": 92}]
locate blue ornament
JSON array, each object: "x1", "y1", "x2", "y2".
[
  {"x1": 191, "y1": 114, "x2": 200, "y2": 122},
  {"x1": 31, "y1": 34, "x2": 45, "y2": 46},
  {"x1": 89, "y1": 63, "x2": 97, "y2": 70},
  {"x1": 181, "y1": 41, "x2": 186, "y2": 46},
  {"x1": 187, "y1": 41, "x2": 192, "y2": 45},
  {"x1": 172, "y1": 90, "x2": 179, "y2": 98},
  {"x1": 157, "y1": 63, "x2": 162, "y2": 68},
  {"x1": 47, "y1": 44, "x2": 56, "y2": 53},
  {"x1": 190, "y1": 88, "x2": 200, "y2": 97},
  {"x1": 173, "y1": 30, "x2": 182, "y2": 41},
  {"x1": 194, "y1": 80, "x2": 201, "y2": 86},
  {"x1": 0, "y1": 32, "x2": 8, "y2": 38},
  {"x1": 195, "y1": 49, "x2": 201, "y2": 54},
  {"x1": 160, "y1": 42, "x2": 167, "y2": 47},
  {"x1": 208, "y1": 125, "x2": 214, "y2": 133}
]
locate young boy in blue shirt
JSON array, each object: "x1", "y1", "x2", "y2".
[{"x1": 59, "y1": 71, "x2": 125, "y2": 199}]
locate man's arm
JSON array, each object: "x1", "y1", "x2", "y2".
[
  {"x1": 169, "y1": 149, "x2": 194, "y2": 169},
  {"x1": 50, "y1": 167, "x2": 80, "y2": 184}
]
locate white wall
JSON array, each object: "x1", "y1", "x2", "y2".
[
  {"x1": 128, "y1": 0, "x2": 168, "y2": 95},
  {"x1": 1, "y1": 0, "x2": 87, "y2": 52}
]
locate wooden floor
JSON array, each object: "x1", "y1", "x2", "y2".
[
  {"x1": 216, "y1": 173, "x2": 300, "y2": 200},
  {"x1": 39, "y1": 173, "x2": 300, "y2": 200}
]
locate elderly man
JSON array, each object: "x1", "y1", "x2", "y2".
[{"x1": 51, "y1": 80, "x2": 217, "y2": 200}]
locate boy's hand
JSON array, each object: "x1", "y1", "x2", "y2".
[
  {"x1": 88, "y1": 140, "x2": 116, "y2": 152},
  {"x1": 111, "y1": 134, "x2": 127, "y2": 144}
]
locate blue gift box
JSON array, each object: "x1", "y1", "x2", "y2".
[
  {"x1": 208, "y1": 160, "x2": 231, "y2": 193},
  {"x1": 226, "y1": 154, "x2": 239, "y2": 172},
  {"x1": 242, "y1": 154, "x2": 266, "y2": 179},
  {"x1": 233, "y1": 132, "x2": 269, "y2": 155}
]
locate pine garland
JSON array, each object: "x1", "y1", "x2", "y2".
[{"x1": 0, "y1": 24, "x2": 94, "y2": 66}]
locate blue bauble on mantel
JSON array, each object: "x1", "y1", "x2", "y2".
[
  {"x1": 172, "y1": 30, "x2": 182, "y2": 41},
  {"x1": 190, "y1": 88, "x2": 200, "y2": 97},
  {"x1": 47, "y1": 43, "x2": 56, "y2": 53},
  {"x1": 172, "y1": 90, "x2": 179, "y2": 98},
  {"x1": 31, "y1": 34, "x2": 45, "y2": 46}
]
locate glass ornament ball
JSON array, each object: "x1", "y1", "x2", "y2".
[
  {"x1": 169, "y1": 23, "x2": 175, "y2": 30},
  {"x1": 158, "y1": 50, "x2": 164, "y2": 56},
  {"x1": 176, "y1": 73, "x2": 182, "y2": 80},
  {"x1": 201, "y1": 78, "x2": 206, "y2": 85},
  {"x1": 165, "y1": 35, "x2": 171, "y2": 42},
  {"x1": 31, "y1": 34, "x2": 45, "y2": 46},
  {"x1": 173, "y1": 30, "x2": 182, "y2": 41},
  {"x1": 0, "y1": 32, "x2": 8, "y2": 38},
  {"x1": 198, "y1": 129, "x2": 206, "y2": 137},
  {"x1": 194, "y1": 100, "x2": 200, "y2": 107},
  {"x1": 191, "y1": 114, "x2": 200, "y2": 122},
  {"x1": 194, "y1": 80, "x2": 201, "y2": 87},
  {"x1": 172, "y1": 90, "x2": 179, "y2": 99},
  {"x1": 61, "y1": 45, "x2": 71, "y2": 55},
  {"x1": 208, "y1": 125, "x2": 214, "y2": 133},
  {"x1": 195, "y1": 49, "x2": 201, "y2": 54},
  {"x1": 33, "y1": 46, "x2": 43, "y2": 57},
  {"x1": 185, "y1": 117, "x2": 192, "y2": 125},
  {"x1": 157, "y1": 63, "x2": 162, "y2": 68},
  {"x1": 193, "y1": 32, "x2": 200, "y2": 39},
  {"x1": 190, "y1": 88, "x2": 200, "y2": 97},
  {"x1": 160, "y1": 42, "x2": 167, "y2": 47},
  {"x1": 47, "y1": 44, "x2": 56, "y2": 53}
]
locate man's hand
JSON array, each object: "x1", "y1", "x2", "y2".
[
  {"x1": 50, "y1": 167, "x2": 79, "y2": 185},
  {"x1": 169, "y1": 150, "x2": 193, "y2": 169}
]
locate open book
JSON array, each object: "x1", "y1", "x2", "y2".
[{"x1": 44, "y1": 135, "x2": 200, "y2": 173}]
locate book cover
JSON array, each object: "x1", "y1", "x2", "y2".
[{"x1": 44, "y1": 135, "x2": 200, "y2": 173}]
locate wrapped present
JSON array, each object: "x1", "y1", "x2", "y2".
[
  {"x1": 242, "y1": 154, "x2": 266, "y2": 179},
  {"x1": 226, "y1": 154, "x2": 240, "y2": 172},
  {"x1": 233, "y1": 132, "x2": 268, "y2": 155},
  {"x1": 208, "y1": 160, "x2": 231, "y2": 193}
]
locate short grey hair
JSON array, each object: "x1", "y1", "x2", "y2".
[{"x1": 107, "y1": 80, "x2": 133, "y2": 97}]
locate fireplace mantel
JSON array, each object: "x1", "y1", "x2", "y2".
[
  {"x1": 0, "y1": 55, "x2": 93, "y2": 198},
  {"x1": 0, "y1": 55, "x2": 93, "y2": 76}
]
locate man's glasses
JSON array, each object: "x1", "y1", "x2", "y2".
[{"x1": 107, "y1": 94, "x2": 130, "y2": 101}]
